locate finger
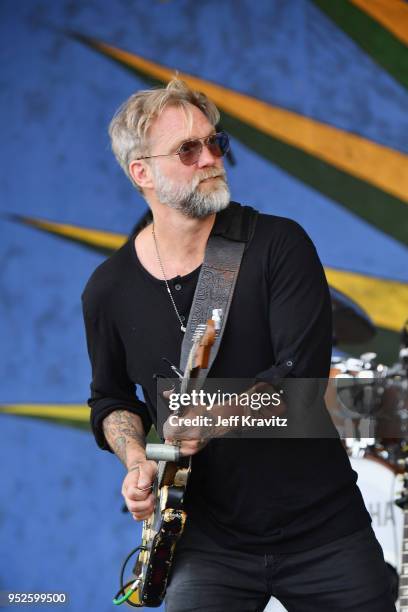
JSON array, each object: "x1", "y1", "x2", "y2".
[
  {"x1": 182, "y1": 439, "x2": 204, "y2": 450},
  {"x1": 127, "y1": 501, "x2": 155, "y2": 518},
  {"x1": 127, "y1": 501, "x2": 155, "y2": 520},
  {"x1": 179, "y1": 441, "x2": 206, "y2": 457},
  {"x1": 126, "y1": 493, "x2": 155, "y2": 515},
  {"x1": 138, "y1": 469, "x2": 155, "y2": 490},
  {"x1": 122, "y1": 477, "x2": 137, "y2": 496},
  {"x1": 132, "y1": 510, "x2": 151, "y2": 521},
  {"x1": 163, "y1": 422, "x2": 178, "y2": 439},
  {"x1": 124, "y1": 486, "x2": 152, "y2": 502}
]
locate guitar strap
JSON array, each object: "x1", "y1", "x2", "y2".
[{"x1": 179, "y1": 203, "x2": 258, "y2": 387}]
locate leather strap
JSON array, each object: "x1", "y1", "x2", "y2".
[{"x1": 180, "y1": 204, "x2": 258, "y2": 386}]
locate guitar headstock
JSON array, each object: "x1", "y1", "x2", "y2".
[
  {"x1": 194, "y1": 319, "x2": 216, "y2": 370},
  {"x1": 181, "y1": 314, "x2": 218, "y2": 394}
]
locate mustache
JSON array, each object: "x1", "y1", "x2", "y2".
[{"x1": 194, "y1": 168, "x2": 227, "y2": 186}]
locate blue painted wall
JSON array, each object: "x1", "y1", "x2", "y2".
[{"x1": 1, "y1": 1, "x2": 407, "y2": 610}]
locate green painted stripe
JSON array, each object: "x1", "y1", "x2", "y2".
[
  {"x1": 351, "y1": 0, "x2": 408, "y2": 47},
  {"x1": 219, "y1": 113, "x2": 408, "y2": 246},
  {"x1": 70, "y1": 33, "x2": 408, "y2": 205},
  {"x1": 69, "y1": 33, "x2": 408, "y2": 246},
  {"x1": 312, "y1": 0, "x2": 408, "y2": 90}
]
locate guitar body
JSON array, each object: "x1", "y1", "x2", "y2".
[{"x1": 130, "y1": 458, "x2": 191, "y2": 607}]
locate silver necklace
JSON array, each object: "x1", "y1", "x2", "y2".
[{"x1": 152, "y1": 224, "x2": 186, "y2": 333}]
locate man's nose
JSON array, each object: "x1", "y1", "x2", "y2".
[{"x1": 196, "y1": 143, "x2": 220, "y2": 168}]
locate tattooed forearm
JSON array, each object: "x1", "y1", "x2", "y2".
[{"x1": 103, "y1": 410, "x2": 146, "y2": 467}]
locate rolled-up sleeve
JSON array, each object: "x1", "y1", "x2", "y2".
[
  {"x1": 256, "y1": 221, "x2": 332, "y2": 383},
  {"x1": 82, "y1": 292, "x2": 152, "y2": 451}
]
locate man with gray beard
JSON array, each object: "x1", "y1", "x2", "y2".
[
  {"x1": 82, "y1": 79, "x2": 395, "y2": 611},
  {"x1": 150, "y1": 162, "x2": 230, "y2": 218}
]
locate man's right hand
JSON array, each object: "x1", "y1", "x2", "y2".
[{"x1": 121, "y1": 459, "x2": 158, "y2": 521}]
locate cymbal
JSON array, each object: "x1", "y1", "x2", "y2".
[{"x1": 330, "y1": 287, "x2": 376, "y2": 345}]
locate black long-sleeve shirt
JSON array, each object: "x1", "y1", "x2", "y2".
[{"x1": 82, "y1": 202, "x2": 370, "y2": 553}]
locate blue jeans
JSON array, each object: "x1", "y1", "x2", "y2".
[{"x1": 165, "y1": 522, "x2": 395, "y2": 612}]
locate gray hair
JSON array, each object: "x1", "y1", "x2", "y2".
[{"x1": 108, "y1": 78, "x2": 220, "y2": 191}]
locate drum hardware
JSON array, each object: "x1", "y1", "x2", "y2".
[
  {"x1": 345, "y1": 437, "x2": 375, "y2": 459},
  {"x1": 395, "y1": 452, "x2": 408, "y2": 607},
  {"x1": 373, "y1": 318, "x2": 408, "y2": 446},
  {"x1": 374, "y1": 373, "x2": 408, "y2": 449},
  {"x1": 330, "y1": 352, "x2": 386, "y2": 428},
  {"x1": 329, "y1": 350, "x2": 408, "y2": 466},
  {"x1": 327, "y1": 319, "x2": 408, "y2": 604}
]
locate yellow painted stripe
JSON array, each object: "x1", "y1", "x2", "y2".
[
  {"x1": 0, "y1": 404, "x2": 90, "y2": 422},
  {"x1": 325, "y1": 267, "x2": 408, "y2": 332},
  {"x1": 350, "y1": 0, "x2": 408, "y2": 46},
  {"x1": 91, "y1": 39, "x2": 408, "y2": 204},
  {"x1": 18, "y1": 216, "x2": 408, "y2": 334},
  {"x1": 23, "y1": 217, "x2": 126, "y2": 250}
]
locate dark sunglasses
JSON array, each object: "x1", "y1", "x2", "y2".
[{"x1": 137, "y1": 131, "x2": 230, "y2": 166}]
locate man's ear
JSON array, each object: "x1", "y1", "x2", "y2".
[{"x1": 129, "y1": 159, "x2": 154, "y2": 190}]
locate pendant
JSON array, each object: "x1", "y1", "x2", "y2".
[{"x1": 181, "y1": 325, "x2": 186, "y2": 333}]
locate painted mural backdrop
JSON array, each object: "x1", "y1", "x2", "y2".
[{"x1": 1, "y1": 1, "x2": 407, "y2": 610}]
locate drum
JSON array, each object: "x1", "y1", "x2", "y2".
[
  {"x1": 326, "y1": 355, "x2": 385, "y2": 438},
  {"x1": 363, "y1": 374, "x2": 408, "y2": 469},
  {"x1": 350, "y1": 453, "x2": 403, "y2": 572},
  {"x1": 375, "y1": 375, "x2": 408, "y2": 441}
]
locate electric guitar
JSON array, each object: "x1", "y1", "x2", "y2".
[{"x1": 117, "y1": 318, "x2": 216, "y2": 607}]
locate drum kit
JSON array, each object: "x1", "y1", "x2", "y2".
[
  {"x1": 266, "y1": 290, "x2": 407, "y2": 611},
  {"x1": 329, "y1": 288, "x2": 408, "y2": 461},
  {"x1": 328, "y1": 288, "x2": 408, "y2": 601}
]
